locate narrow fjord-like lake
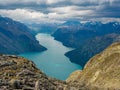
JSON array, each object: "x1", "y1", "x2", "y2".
[{"x1": 20, "y1": 33, "x2": 82, "y2": 80}]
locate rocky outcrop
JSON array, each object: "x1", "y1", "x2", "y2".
[
  {"x1": 0, "y1": 54, "x2": 66, "y2": 90},
  {"x1": 67, "y1": 42, "x2": 120, "y2": 89}
]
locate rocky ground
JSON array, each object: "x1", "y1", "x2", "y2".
[
  {"x1": 0, "y1": 42, "x2": 120, "y2": 90},
  {"x1": 0, "y1": 55, "x2": 67, "y2": 90},
  {"x1": 67, "y1": 42, "x2": 120, "y2": 90}
]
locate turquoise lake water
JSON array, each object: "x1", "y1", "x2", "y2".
[{"x1": 20, "y1": 33, "x2": 82, "y2": 80}]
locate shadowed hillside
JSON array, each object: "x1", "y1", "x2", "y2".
[
  {"x1": 0, "y1": 16, "x2": 46, "y2": 54},
  {"x1": 53, "y1": 21, "x2": 120, "y2": 67}
]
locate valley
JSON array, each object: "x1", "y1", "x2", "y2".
[
  {"x1": 20, "y1": 33, "x2": 82, "y2": 80},
  {"x1": 0, "y1": 0, "x2": 120, "y2": 89}
]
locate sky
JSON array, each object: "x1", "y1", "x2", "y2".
[{"x1": 0, "y1": 0, "x2": 120, "y2": 24}]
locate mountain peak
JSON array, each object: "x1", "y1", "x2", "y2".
[{"x1": 62, "y1": 20, "x2": 81, "y2": 26}]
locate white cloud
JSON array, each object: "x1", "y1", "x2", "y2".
[
  {"x1": 0, "y1": 6, "x2": 93, "y2": 24},
  {"x1": 0, "y1": 9, "x2": 44, "y2": 23},
  {"x1": 0, "y1": 0, "x2": 66, "y2": 5},
  {"x1": 70, "y1": 0, "x2": 114, "y2": 5},
  {"x1": 0, "y1": 9, "x2": 64, "y2": 23},
  {"x1": 90, "y1": 18, "x2": 120, "y2": 23},
  {"x1": 0, "y1": 0, "x2": 34, "y2": 5},
  {"x1": 49, "y1": 6, "x2": 94, "y2": 17},
  {"x1": 46, "y1": 0, "x2": 66, "y2": 4},
  {"x1": 0, "y1": 7, "x2": 119, "y2": 24},
  {"x1": 0, "y1": 0, "x2": 115, "y2": 5},
  {"x1": 0, "y1": 9, "x2": 44, "y2": 20}
]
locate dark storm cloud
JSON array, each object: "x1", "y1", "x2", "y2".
[
  {"x1": 0, "y1": 0, "x2": 120, "y2": 23},
  {"x1": 93, "y1": 0, "x2": 120, "y2": 18}
]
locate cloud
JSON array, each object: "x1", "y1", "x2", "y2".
[
  {"x1": 0, "y1": 0, "x2": 120, "y2": 24},
  {"x1": 48, "y1": 6, "x2": 94, "y2": 20},
  {"x1": 70, "y1": 0, "x2": 115, "y2": 5},
  {"x1": 0, "y1": 9, "x2": 44, "y2": 20},
  {"x1": 0, "y1": 0, "x2": 66, "y2": 5},
  {"x1": 0, "y1": 9, "x2": 64, "y2": 24},
  {"x1": 0, "y1": 6, "x2": 94, "y2": 23},
  {"x1": 90, "y1": 18, "x2": 120, "y2": 23},
  {"x1": 0, "y1": 0, "x2": 116, "y2": 5},
  {"x1": 49, "y1": 6, "x2": 86, "y2": 13},
  {"x1": 0, "y1": 9, "x2": 44, "y2": 23}
]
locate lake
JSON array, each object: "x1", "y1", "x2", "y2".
[{"x1": 20, "y1": 33, "x2": 82, "y2": 80}]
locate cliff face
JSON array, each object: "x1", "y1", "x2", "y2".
[
  {"x1": 0, "y1": 16, "x2": 46, "y2": 54},
  {"x1": 67, "y1": 42, "x2": 120, "y2": 89}
]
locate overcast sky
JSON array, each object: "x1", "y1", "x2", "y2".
[{"x1": 0, "y1": 0, "x2": 120, "y2": 24}]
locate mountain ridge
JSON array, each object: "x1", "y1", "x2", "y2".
[
  {"x1": 67, "y1": 42, "x2": 120, "y2": 89},
  {"x1": 52, "y1": 20, "x2": 120, "y2": 67},
  {"x1": 0, "y1": 16, "x2": 47, "y2": 54}
]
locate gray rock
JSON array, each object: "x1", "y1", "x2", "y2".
[
  {"x1": 0, "y1": 61, "x2": 15, "y2": 68},
  {"x1": 9, "y1": 79, "x2": 21, "y2": 89},
  {"x1": 35, "y1": 80, "x2": 40, "y2": 90},
  {"x1": 17, "y1": 69, "x2": 35, "y2": 76},
  {"x1": 22, "y1": 86, "x2": 34, "y2": 90}
]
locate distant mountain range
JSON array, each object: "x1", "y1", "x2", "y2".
[
  {"x1": 52, "y1": 20, "x2": 120, "y2": 67},
  {"x1": 0, "y1": 16, "x2": 46, "y2": 54},
  {"x1": 27, "y1": 23, "x2": 58, "y2": 34}
]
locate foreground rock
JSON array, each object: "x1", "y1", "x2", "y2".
[
  {"x1": 0, "y1": 55, "x2": 66, "y2": 90},
  {"x1": 67, "y1": 42, "x2": 120, "y2": 90}
]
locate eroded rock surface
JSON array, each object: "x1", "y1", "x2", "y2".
[
  {"x1": 0, "y1": 55, "x2": 66, "y2": 90},
  {"x1": 67, "y1": 42, "x2": 120, "y2": 90}
]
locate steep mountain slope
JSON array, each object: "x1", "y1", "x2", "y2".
[
  {"x1": 0, "y1": 16, "x2": 46, "y2": 54},
  {"x1": 67, "y1": 42, "x2": 120, "y2": 89},
  {"x1": 52, "y1": 21, "x2": 120, "y2": 67},
  {"x1": 65, "y1": 34, "x2": 120, "y2": 67}
]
